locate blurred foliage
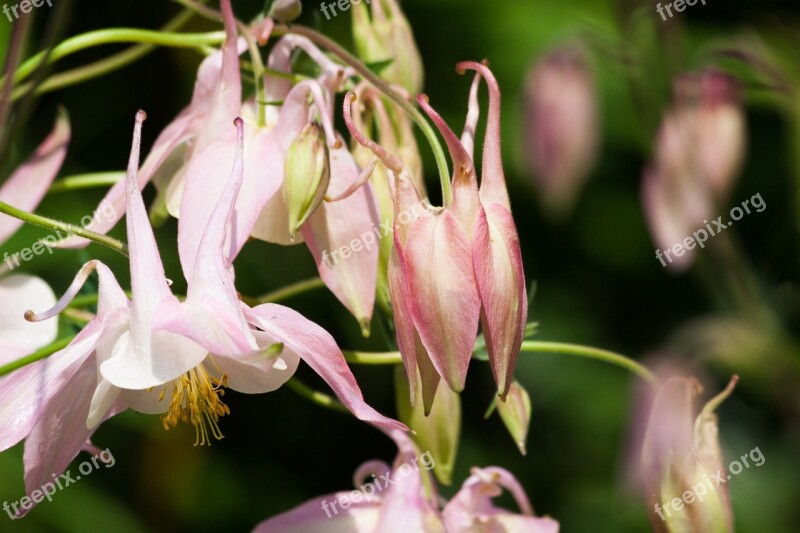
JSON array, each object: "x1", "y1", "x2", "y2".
[{"x1": 0, "y1": 0, "x2": 799, "y2": 531}]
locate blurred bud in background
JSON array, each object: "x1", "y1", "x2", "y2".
[
  {"x1": 523, "y1": 45, "x2": 599, "y2": 219},
  {"x1": 642, "y1": 71, "x2": 746, "y2": 271},
  {"x1": 267, "y1": 0, "x2": 302, "y2": 23},
  {"x1": 641, "y1": 375, "x2": 738, "y2": 533},
  {"x1": 352, "y1": 0, "x2": 424, "y2": 94}
]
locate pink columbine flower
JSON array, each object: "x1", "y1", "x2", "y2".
[
  {"x1": 344, "y1": 62, "x2": 527, "y2": 410},
  {"x1": 254, "y1": 430, "x2": 559, "y2": 532},
  {"x1": 0, "y1": 110, "x2": 403, "y2": 517}
]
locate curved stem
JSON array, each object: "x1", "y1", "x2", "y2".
[
  {"x1": 7, "y1": 28, "x2": 225, "y2": 86},
  {"x1": 275, "y1": 24, "x2": 452, "y2": 205},
  {"x1": 286, "y1": 377, "x2": 349, "y2": 413},
  {"x1": 256, "y1": 277, "x2": 325, "y2": 304},
  {"x1": 344, "y1": 351, "x2": 402, "y2": 365},
  {"x1": 10, "y1": 7, "x2": 201, "y2": 101},
  {"x1": 519, "y1": 341, "x2": 659, "y2": 388},
  {"x1": 47, "y1": 172, "x2": 125, "y2": 193},
  {"x1": 0, "y1": 337, "x2": 72, "y2": 378},
  {"x1": 0, "y1": 200, "x2": 128, "y2": 256}
]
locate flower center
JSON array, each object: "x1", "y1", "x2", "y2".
[{"x1": 160, "y1": 363, "x2": 230, "y2": 446}]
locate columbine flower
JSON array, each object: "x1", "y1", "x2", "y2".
[
  {"x1": 642, "y1": 71, "x2": 746, "y2": 271},
  {"x1": 254, "y1": 430, "x2": 559, "y2": 532},
  {"x1": 1, "y1": 109, "x2": 403, "y2": 516},
  {"x1": 641, "y1": 375, "x2": 738, "y2": 532},
  {"x1": 523, "y1": 46, "x2": 599, "y2": 218},
  {"x1": 344, "y1": 62, "x2": 527, "y2": 410},
  {"x1": 0, "y1": 109, "x2": 69, "y2": 364}
]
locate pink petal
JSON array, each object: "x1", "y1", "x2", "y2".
[
  {"x1": 301, "y1": 143, "x2": 380, "y2": 332},
  {"x1": 472, "y1": 204, "x2": 527, "y2": 398},
  {"x1": 213, "y1": 330, "x2": 300, "y2": 393},
  {"x1": 20, "y1": 358, "x2": 120, "y2": 517},
  {"x1": 0, "y1": 274, "x2": 57, "y2": 365},
  {"x1": 404, "y1": 212, "x2": 481, "y2": 393},
  {"x1": 245, "y1": 304, "x2": 407, "y2": 432},
  {"x1": 254, "y1": 493, "x2": 381, "y2": 532},
  {"x1": 0, "y1": 109, "x2": 69, "y2": 243},
  {"x1": 0, "y1": 319, "x2": 101, "y2": 452}
]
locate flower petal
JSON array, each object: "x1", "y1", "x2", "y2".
[
  {"x1": 245, "y1": 304, "x2": 407, "y2": 432},
  {"x1": 0, "y1": 274, "x2": 57, "y2": 365},
  {"x1": 254, "y1": 492, "x2": 380, "y2": 532},
  {"x1": 212, "y1": 331, "x2": 300, "y2": 394},
  {"x1": 0, "y1": 109, "x2": 69, "y2": 244}
]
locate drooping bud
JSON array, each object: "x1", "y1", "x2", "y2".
[
  {"x1": 493, "y1": 380, "x2": 532, "y2": 456},
  {"x1": 267, "y1": 0, "x2": 302, "y2": 23},
  {"x1": 395, "y1": 366, "x2": 461, "y2": 486},
  {"x1": 523, "y1": 45, "x2": 599, "y2": 219},
  {"x1": 282, "y1": 123, "x2": 330, "y2": 238},
  {"x1": 352, "y1": 0, "x2": 424, "y2": 94},
  {"x1": 641, "y1": 376, "x2": 738, "y2": 533}
]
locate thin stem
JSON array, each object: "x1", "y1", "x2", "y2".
[
  {"x1": 10, "y1": 7, "x2": 201, "y2": 101},
  {"x1": 275, "y1": 24, "x2": 452, "y2": 205},
  {"x1": 47, "y1": 172, "x2": 125, "y2": 193},
  {"x1": 344, "y1": 351, "x2": 402, "y2": 365},
  {"x1": 519, "y1": 341, "x2": 659, "y2": 388},
  {"x1": 0, "y1": 337, "x2": 72, "y2": 378},
  {"x1": 0, "y1": 200, "x2": 128, "y2": 256},
  {"x1": 286, "y1": 377, "x2": 349, "y2": 413},
  {"x1": 256, "y1": 277, "x2": 325, "y2": 304},
  {"x1": 7, "y1": 29, "x2": 225, "y2": 86}
]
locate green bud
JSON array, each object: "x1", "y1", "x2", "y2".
[
  {"x1": 268, "y1": 0, "x2": 302, "y2": 23},
  {"x1": 283, "y1": 123, "x2": 330, "y2": 238},
  {"x1": 494, "y1": 380, "x2": 532, "y2": 455}
]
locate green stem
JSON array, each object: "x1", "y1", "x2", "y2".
[
  {"x1": 275, "y1": 24, "x2": 452, "y2": 205},
  {"x1": 256, "y1": 277, "x2": 325, "y2": 304},
  {"x1": 47, "y1": 172, "x2": 125, "y2": 193},
  {"x1": 10, "y1": 7, "x2": 201, "y2": 101},
  {"x1": 519, "y1": 341, "x2": 659, "y2": 388},
  {"x1": 7, "y1": 28, "x2": 225, "y2": 86},
  {"x1": 0, "y1": 337, "x2": 72, "y2": 377},
  {"x1": 344, "y1": 351, "x2": 402, "y2": 365},
  {"x1": 286, "y1": 377, "x2": 349, "y2": 413},
  {"x1": 0, "y1": 200, "x2": 128, "y2": 256}
]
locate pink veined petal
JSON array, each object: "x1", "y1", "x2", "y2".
[
  {"x1": 254, "y1": 492, "x2": 381, "y2": 533},
  {"x1": 301, "y1": 143, "x2": 380, "y2": 332},
  {"x1": 244, "y1": 304, "x2": 408, "y2": 433},
  {"x1": 405, "y1": 212, "x2": 481, "y2": 393},
  {"x1": 0, "y1": 274, "x2": 57, "y2": 365},
  {"x1": 0, "y1": 109, "x2": 69, "y2": 244},
  {"x1": 473, "y1": 204, "x2": 527, "y2": 399},
  {"x1": 0, "y1": 318, "x2": 102, "y2": 452},
  {"x1": 20, "y1": 357, "x2": 121, "y2": 518}
]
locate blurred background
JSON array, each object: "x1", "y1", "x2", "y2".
[{"x1": 0, "y1": 0, "x2": 798, "y2": 531}]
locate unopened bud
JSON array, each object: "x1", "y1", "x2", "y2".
[
  {"x1": 352, "y1": 0, "x2": 424, "y2": 94},
  {"x1": 494, "y1": 381, "x2": 532, "y2": 456},
  {"x1": 283, "y1": 123, "x2": 330, "y2": 238},
  {"x1": 268, "y1": 0, "x2": 302, "y2": 23}
]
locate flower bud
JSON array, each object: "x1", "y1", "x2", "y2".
[
  {"x1": 268, "y1": 0, "x2": 302, "y2": 23},
  {"x1": 494, "y1": 380, "x2": 532, "y2": 455},
  {"x1": 524, "y1": 46, "x2": 599, "y2": 218},
  {"x1": 352, "y1": 0, "x2": 424, "y2": 94},
  {"x1": 642, "y1": 376, "x2": 738, "y2": 533},
  {"x1": 282, "y1": 123, "x2": 330, "y2": 238}
]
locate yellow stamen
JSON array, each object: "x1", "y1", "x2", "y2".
[{"x1": 159, "y1": 363, "x2": 230, "y2": 446}]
